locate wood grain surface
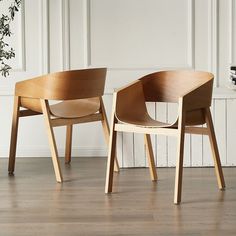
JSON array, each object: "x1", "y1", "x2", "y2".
[{"x1": 1, "y1": 157, "x2": 235, "y2": 236}]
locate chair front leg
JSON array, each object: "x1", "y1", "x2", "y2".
[
  {"x1": 144, "y1": 134, "x2": 157, "y2": 181},
  {"x1": 105, "y1": 93, "x2": 118, "y2": 193},
  {"x1": 174, "y1": 100, "x2": 186, "y2": 204},
  {"x1": 205, "y1": 108, "x2": 225, "y2": 189},
  {"x1": 8, "y1": 96, "x2": 20, "y2": 175},
  {"x1": 174, "y1": 128, "x2": 185, "y2": 204},
  {"x1": 100, "y1": 97, "x2": 120, "y2": 172},
  {"x1": 65, "y1": 125, "x2": 73, "y2": 164},
  {"x1": 41, "y1": 99, "x2": 63, "y2": 183},
  {"x1": 105, "y1": 120, "x2": 117, "y2": 193}
]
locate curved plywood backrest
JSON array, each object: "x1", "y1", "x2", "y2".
[
  {"x1": 140, "y1": 70, "x2": 214, "y2": 103},
  {"x1": 116, "y1": 80, "x2": 148, "y2": 122},
  {"x1": 15, "y1": 68, "x2": 107, "y2": 100}
]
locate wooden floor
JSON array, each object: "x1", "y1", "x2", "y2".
[{"x1": 0, "y1": 157, "x2": 236, "y2": 236}]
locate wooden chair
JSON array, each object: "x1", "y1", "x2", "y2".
[
  {"x1": 105, "y1": 70, "x2": 225, "y2": 204},
  {"x1": 8, "y1": 68, "x2": 119, "y2": 182}
]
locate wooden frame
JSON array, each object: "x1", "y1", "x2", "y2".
[
  {"x1": 105, "y1": 70, "x2": 225, "y2": 204},
  {"x1": 8, "y1": 68, "x2": 119, "y2": 182}
]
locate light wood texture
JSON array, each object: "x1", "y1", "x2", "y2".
[
  {"x1": 205, "y1": 108, "x2": 225, "y2": 189},
  {"x1": 8, "y1": 68, "x2": 120, "y2": 182},
  {"x1": 8, "y1": 96, "x2": 20, "y2": 175},
  {"x1": 15, "y1": 68, "x2": 107, "y2": 100},
  {"x1": 41, "y1": 99, "x2": 63, "y2": 182},
  {"x1": 141, "y1": 70, "x2": 213, "y2": 104},
  {"x1": 51, "y1": 114, "x2": 103, "y2": 127},
  {"x1": 105, "y1": 93, "x2": 118, "y2": 193},
  {"x1": 115, "y1": 123, "x2": 179, "y2": 136},
  {"x1": 174, "y1": 98, "x2": 186, "y2": 204},
  {"x1": 144, "y1": 134, "x2": 157, "y2": 181},
  {"x1": 106, "y1": 70, "x2": 225, "y2": 204},
  {"x1": 50, "y1": 98, "x2": 100, "y2": 118},
  {"x1": 20, "y1": 97, "x2": 42, "y2": 113},
  {"x1": 19, "y1": 109, "x2": 41, "y2": 117},
  {"x1": 99, "y1": 97, "x2": 120, "y2": 172},
  {"x1": 185, "y1": 126, "x2": 208, "y2": 135},
  {"x1": 65, "y1": 125, "x2": 73, "y2": 164},
  {"x1": 1, "y1": 157, "x2": 235, "y2": 236}
]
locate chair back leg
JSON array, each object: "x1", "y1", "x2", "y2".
[
  {"x1": 144, "y1": 134, "x2": 157, "y2": 181},
  {"x1": 65, "y1": 125, "x2": 73, "y2": 164},
  {"x1": 8, "y1": 96, "x2": 20, "y2": 175},
  {"x1": 205, "y1": 108, "x2": 225, "y2": 189},
  {"x1": 41, "y1": 99, "x2": 63, "y2": 183}
]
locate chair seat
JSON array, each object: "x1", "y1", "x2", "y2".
[
  {"x1": 117, "y1": 109, "x2": 205, "y2": 128},
  {"x1": 50, "y1": 97, "x2": 100, "y2": 118},
  {"x1": 117, "y1": 113, "x2": 177, "y2": 128}
]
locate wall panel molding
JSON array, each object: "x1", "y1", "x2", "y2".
[
  {"x1": 230, "y1": 0, "x2": 236, "y2": 65},
  {"x1": 9, "y1": 0, "x2": 26, "y2": 72},
  {"x1": 187, "y1": 0, "x2": 195, "y2": 69},
  {"x1": 85, "y1": 0, "x2": 91, "y2": 67},
  {"x1": 41, "y1": 0, "x2": 49, "y2": 74},
  {"x1": 62, "y1": 0, "x2": 71, "y2": 70},
  {"x1": 87, "y1": 0, "x2": 195, "y2": 70},
  {"x1": 208, "y1": 0, "x2": 219, "y2": 84},
  {"x1": 1, "y1": 0, "x2": 236, "y2": 167}
]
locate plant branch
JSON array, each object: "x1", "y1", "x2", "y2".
[{"x1": 0, "y1": 0, "x2": 21, "y2": 77}]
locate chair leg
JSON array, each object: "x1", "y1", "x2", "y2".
[
  {"x1": 41, "y1": 99, "x2": 63, "y2": 183},
  {"x1": 205, "y1": 108, "x2": 225, "y2": 189},
  {"x1": 105, "y1": 120, "x2": 117, "y2": 193},
  {"x1": 65, "y1": 125, "x2": 73, "y2": 164},
  {"x1": 144, "y1": 134, "x2": 157, "y2": 181},
  {"x1": 8, "y1": 96, "x2": 20, "y2": 175},
  {"x1": 174, "y1": 102, "x2": 185, "y2": 204},
  {"x1": 105, "y1": 93, "x2": 118, "y2": 193},
  {"x1": 100, "y1": 97, "x2": 120, "y2": 172},
  {"x1": 174, "y1": 129, "x2": 185, "y2": 204}
]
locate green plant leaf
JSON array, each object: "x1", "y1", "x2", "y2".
[{"x1": 0, "y1": 0, "x2": 21, "y2": 77}]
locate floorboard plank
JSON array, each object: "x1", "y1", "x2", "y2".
[{"x1": 0, "y1": 157, "x2": 235, "y2": 235}]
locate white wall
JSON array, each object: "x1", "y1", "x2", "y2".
[{"x1": 0, "y1": 0, "x2": 236, "y2": 167}]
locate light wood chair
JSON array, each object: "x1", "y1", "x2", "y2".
[
  {"x1": 105, "y1": 70, "x2": 225, "y2": 204},
  {"x1": 8, "y1": 68, "x2": 119, "y2": 182}
]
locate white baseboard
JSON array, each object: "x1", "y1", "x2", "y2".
[{"x1": 0, "y1": 146, "x2": 108, "y2": 158}]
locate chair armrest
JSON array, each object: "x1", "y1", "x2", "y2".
[
  {"x1": 181, "y1": 79, "x2": 213, "y2": 111},
  {"x1": 115, "y1": 80, "x2": 149, "y2": 121}
]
